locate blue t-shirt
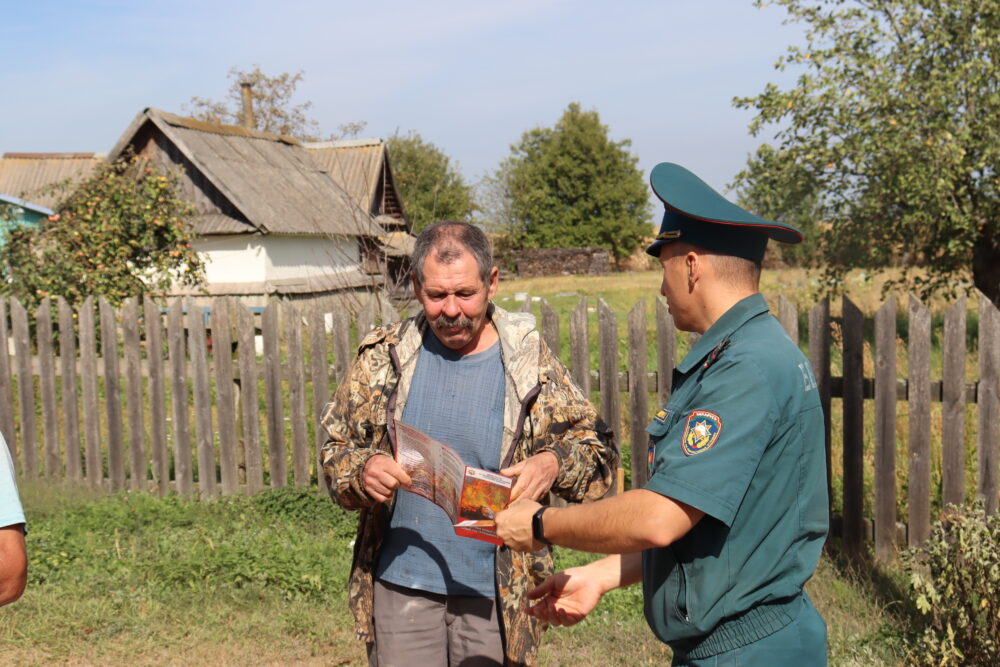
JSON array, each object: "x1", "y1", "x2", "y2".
[
  {"x1": 377, "y1": 332, "x2": 505, "y2": 597},
  {"x1": 0, "y1": 433, "x2": 26, "y2": 530}
]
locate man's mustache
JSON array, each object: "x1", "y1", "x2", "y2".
[{"x1": 434, "y1": 314, "x2": 473, "y2": 330}]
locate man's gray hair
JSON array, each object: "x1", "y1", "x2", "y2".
[{"x1": 411, "y1": 221, "x2": 494, "y2": 288}]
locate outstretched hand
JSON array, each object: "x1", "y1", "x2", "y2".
[
  {"x1": 362, "y1": 454, "x2": 412, "y2": 503},
  {"x1": 525, "y1": 567, "x2": 604, "y2": 627}
]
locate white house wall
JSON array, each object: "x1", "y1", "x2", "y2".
[
  {"x1": 263, "y1": 235, "x2": 358, "y2": 281},
  {"x1": 192, "y1": 235, "x2": 360, "y2": 285}
]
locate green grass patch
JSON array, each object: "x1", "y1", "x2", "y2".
[{"x1": 0, "y1": 481, "x2": 921, "y2": 665}]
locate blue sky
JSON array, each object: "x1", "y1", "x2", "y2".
[{"x1": 1, "y1": 1, "x2": 805, "y2": 206}]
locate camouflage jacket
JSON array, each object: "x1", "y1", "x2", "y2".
[{"x1": 320, "y1": 304, "x2": 617, "y2": 667}]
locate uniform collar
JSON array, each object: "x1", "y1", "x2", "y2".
[{"x1": 676, "y1": 293, "x2": 770, "y2": 374}]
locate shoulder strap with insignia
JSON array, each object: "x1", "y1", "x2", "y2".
[{"x1": 702, "y1": 336, "x2": 731, "y2": 370}]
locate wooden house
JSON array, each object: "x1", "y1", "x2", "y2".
[{"x1": 108, "y1": 108, "x2": 410, "y2": 308}]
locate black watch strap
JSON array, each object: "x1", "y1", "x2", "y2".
[{"x1": 532, "y1": 506, "x2": 551, "y2": 545}]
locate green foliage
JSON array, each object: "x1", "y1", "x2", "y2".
[
  {"x1": 186, "y1": 65, "x2": 365, "y2": 141},
  {"x1": 733, "y1": 0, "x2": 1000, "y2": 303},
  {"x1": 496, "y1": 102, "x2": 653, "y2": 261},
  {"x1": 386, "y1": 130, "x2": 476, "y2": 232},
  {"x1": 25, "y1": 487, "x2": 356, "y2": 603},
  {"x1": 0, "y1": 153, "x2": 204, "y2": 309},
  {"x1": 903, "y1": 502, "x2": 1000, "y2": 665}
]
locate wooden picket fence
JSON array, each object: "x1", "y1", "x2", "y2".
[{"x1": 1, "y1": 291, "x2": 997, "y2": 560}]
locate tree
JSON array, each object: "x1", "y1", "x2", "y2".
[
  {"x1": 386, "y1": 131, "x2": 476, "y2": 232},
  {"x1": 186, "y1": 66, "x2": 365, "y2": 141},
  {"x1": 733, "y1": 0, "x2": 1000, "y2": 304},
  {"x1": 0, "y1": 154, "x2": 204, "y2": 309},
  {"x1": 497, "y1": 103, "x2": 652, "y2": 261}
]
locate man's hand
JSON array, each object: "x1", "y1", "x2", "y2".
[
  {"x1": 0, "y1": 524, "x2": 27, "y2": 607},
  {"x1": 495, "y1": 497, "x2": 542, "y2": 552},
  {"x1": 501, "y1": 451, "x2": 559, "y2": 502},
  {"x1": 524, "y1": 567, "x2": 604, "y2": 626},
  {"x1": 362, "y1": 454, "x2": 412, "y2": 503}
]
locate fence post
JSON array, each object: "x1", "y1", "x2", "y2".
[
  {"x1": 309, "y1": 301, "x2": 330, "y2": 476},
  {"x1": 655, "y1": 297, "x2": 675, "y2": 405},
  {"x1": 598, "y1": 298, "x2": 621, "y2": 491},
  {"x1": 10, "y1": 299, "x2": 34, "y2": 475},
  {"x1": 79, "y1": 297, "x2": 101, "y2": 488},
  {"x1": 212, "y1": 298, "x2": 239, "y2": 495},
  {"x1": 122, "y1": 297, "x2": 145, "y2": 490},
  {"x1": 977, "y1": 292, "x2": 1000, "y2": 514},
  {"x1": 236, "y1": 303, "x2": 263, "y2": 494},
  {"x1": 628, "y1": 300, "x2": 648, "y2": 489},
  {"x1": 263, "y1": 298, "x2": 286, "y2": 488},
  {"x1": 99, "y1": 297, "x2": 125, "y2": 491},
  {"x1": 58, "y1": 297, "x2": 82, "y2": 481},
  {"x1": 907, "y1": 295, "x2": 931, "y2": 545},
  {"x1": 941, "y1": 296, "x2": 967, "y2": 507},
  {"x1": 808, "y1": 298, "x2": 832, "y2": 526},
  {"x1": 36, "y1": 298, "x2": 59, "y2": 477},
  {"x1": 569, "y1": 298, "x2": 590, "y2": 395},
  {"x1": 167, "y1": 300, "x2": 192, "y2": 496},
  {"x1": 331, "y1": 308, "x2": 351, "y2": 385},
  {"x1": 778, "y1": 294, "x2": 798, "y2": 343},
  {"x1": 0, "y1": 299, "x2": 14, "y2": 449},
  {"x1": 540, "y1": 300, "x2": 560, "y2": 358},
  {"x1": 841, "y1": 297, "x2": 865, "y2": 558},
  {"x1": 187, "y1": 298, "x2": 215, "y2": 498},
  {"x1": 143, "y1": 297, "x2": 169, "y2": 496},
  {"x1": 874, "y1": 296, "x2": 898, "y2": 559},
  {"x1": 284, "y1": 301, "x2": 310, "y2": 486}
]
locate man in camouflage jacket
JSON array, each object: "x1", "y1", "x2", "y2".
[{"x1": 320, "y1": 223, "x2": 616, "y2": 666}]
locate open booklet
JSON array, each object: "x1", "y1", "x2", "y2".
[{"x1": 394, "y1": 421, "x2": 513, "y2": 545}]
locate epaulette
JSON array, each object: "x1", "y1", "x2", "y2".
[{"x1": 703, "y1": 336, "x2": 731, "y2": 370}]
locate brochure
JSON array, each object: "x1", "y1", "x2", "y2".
[{"x1": 394, "y1": 420, "x2": 513, "y2": 545}]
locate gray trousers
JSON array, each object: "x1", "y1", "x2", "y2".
[{"x1": 369, "y1": 579, "x2": 504, "y2": 667}]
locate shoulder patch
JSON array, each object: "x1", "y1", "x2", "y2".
[
  {"x1": 681, "y1": 410, "x2": 722, "y2": 456},
  {"x1": 653, "y1": 408, "x2": 673, "y2": 424}
]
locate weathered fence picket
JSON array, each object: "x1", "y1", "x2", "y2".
[
  {"x1": 942, "y1": 297, "x2": 967, "y2": 508},
  {"x1": 58, "y1": 298, "x2": 81, "y2": 481},
  {"x1": 0, "y1": 291, "x2": 996, "y2": 560},
  {"x1": 907, "y1": 296, "x2": 931, "y2": 546},
  {"x1": 79, "y1": 297, "x2": 101, "y2": 488},
  {"x1": 99, "y1": 297, "x2": 124, "y2": 491},
  {"x1": 143, "y1": 298, "x2": 168, "y2": 495},
  {"x1": 262, "y1": 300, "x2": 285, "y2": 488},
  {"x1": 841, "y1": 296, "x2": 864, "y2": 558},
  {"x1": 123, "y1": 297, "x2": 145, "y2": 490},
  {"x1": 36, "y1": 299, "x2": 58, "y2": 477},
  {"x1": 978, "y1": 295, "x2": 1000, "y2": 514}
]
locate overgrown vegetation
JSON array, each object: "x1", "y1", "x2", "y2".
[
  {"x1": 903, "y1": 502, "x2": 1000, "y2": 666},
  {"x1": 0, "y1": 153, "x2": 204, "y2": 310}
]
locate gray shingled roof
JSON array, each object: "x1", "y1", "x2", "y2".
[
  {"x1": 109, "y1": 108, "x2": 387, "y2": 238},
  {"x1": 0, "y1": 152, "x2": 106, "y2": 209}
]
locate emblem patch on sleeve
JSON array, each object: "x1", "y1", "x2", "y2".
[
  {"x1": 653, "y1": 408, "x2": 673, "y2": 424},
  {"x1": 681, "y1": 410, "x2": 722, "y2": 456}
]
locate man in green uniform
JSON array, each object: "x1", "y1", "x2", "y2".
[{"x1": 495, "y1": 162, "x2": 829, "y2": 665}]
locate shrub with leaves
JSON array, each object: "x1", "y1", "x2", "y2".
[
  {"x1": 0, "y1": 152, "x2": 204, "y2": 309},
  {"x1": 903, "y1": 501, "x2": 1000, "y2": 665}
]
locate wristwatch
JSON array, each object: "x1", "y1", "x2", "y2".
[{"x1": 531, "y1": 506, "x2": 551, "y2": 545}]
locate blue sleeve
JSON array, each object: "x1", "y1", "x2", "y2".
[
  {"x1": 644, "y1": 356, "x2": 776, "y2": 527},
  {"x1": 0, "y1": 433, "x2": 26, "y2": 530}
]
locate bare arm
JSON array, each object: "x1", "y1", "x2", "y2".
[
  {"x1": 524, "y1": 552, "x2": 643, "y2": 626},
  {"x1": 0, "y1": 524, "x2": 26, "y2": 606},
  {"x1": 495, "y1": 488, "x2": 704, "y2": 554}
]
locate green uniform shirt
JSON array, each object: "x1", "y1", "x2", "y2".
[{"x1": 642, "y1": 293, "x2": 828, "y2": 659}]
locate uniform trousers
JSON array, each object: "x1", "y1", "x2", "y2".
[
  {"x1": 369, "y1": 578, "x2": 504, "y2": 667},
  {"x1": 671, "y1": 593, "x2": 827, "y2": 667}
]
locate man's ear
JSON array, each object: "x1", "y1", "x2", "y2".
[{"x1": 487, "y1": 266, "x2": 499, "y2": 301}]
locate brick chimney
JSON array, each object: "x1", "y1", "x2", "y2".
[{"x1": 240, "y1": 81, "x2": 256, "y2": 129}]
